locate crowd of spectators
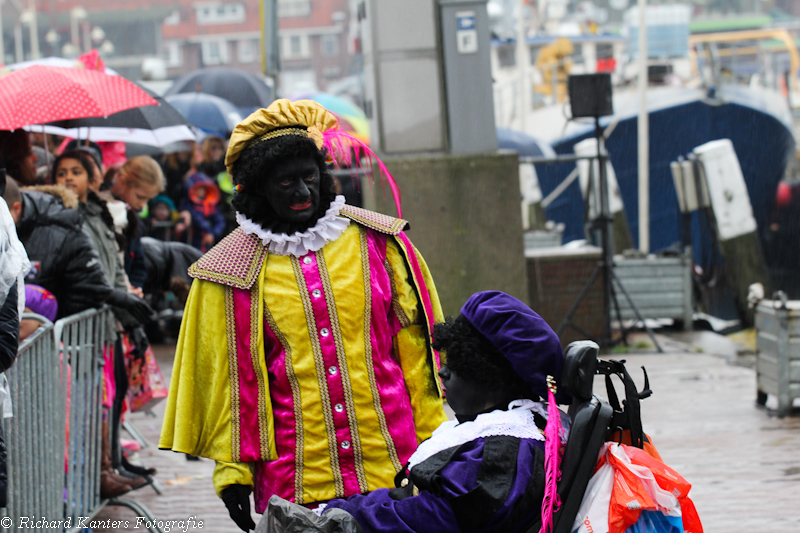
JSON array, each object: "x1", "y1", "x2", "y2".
[{"x1": 0, "y1": 129, "x2": 209, "y2": 499}]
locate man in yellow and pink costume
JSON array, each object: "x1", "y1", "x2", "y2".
[{"x1": 159, "y1": 100, "x2": 447, "y2": 531}]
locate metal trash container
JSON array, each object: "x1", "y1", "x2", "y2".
[{"x1": 755, "y1": 298, "x2": 800, "y2": 416}]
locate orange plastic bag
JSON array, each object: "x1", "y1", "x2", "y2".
[{"x1": 574, "y1": 443, "x2": 703, "y2": 533}]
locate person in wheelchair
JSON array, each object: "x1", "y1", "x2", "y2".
[{"x1": 265, "y1": 290, "x2": 569, "y2": 533}]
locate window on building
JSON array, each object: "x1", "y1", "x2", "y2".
[
  {"x1": 290, "y1": 36, "x2": 302, "y2": 56},
  {"x1": 202, "y1": 40, "x2": 230, "y2": 65},
  {"x1": 596, "y1": 44, "x2": 614, "y2": 60},
  {"x1": 321, "y1": 34, "x2": 339, "y2": 57},
  {"x1": 278, "y1": 0, "x2": 311, "y2": 18},
  {"x1": 238, "y1": 39, "x2": 258, "y2": 63},
  {"x1": 195, "y1": 2, "x2": 246, "y2": 25},
  {"x1": 164, "y1": 10, "x2": 180, "y2": 25},
  {"x1": 281, "y1": 34, "x2": 309, "y2": 59},
  {"x1": 163, "y1": 40, "x2": 183, "y2": 68}
]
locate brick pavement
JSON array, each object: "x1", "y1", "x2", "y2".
[
  {"x1": 610, "y1": 345, "x2": 800, "y2": 532},
  {"x1": 92, "y1": 344, "x2": 238, "y2": 533},
  {"x1": 91, "y1": 337, "x2": 800, "y2": 533}
]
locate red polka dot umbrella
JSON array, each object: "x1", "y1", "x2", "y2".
[{"x1": 0, "y1": 65, "x2": 158, "y2": 131}]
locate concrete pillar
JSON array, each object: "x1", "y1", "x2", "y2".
[{"x1": 367, "y1": 152, "x2": 528, "y2": 315}]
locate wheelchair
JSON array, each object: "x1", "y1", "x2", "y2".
[
  {"x1": 262, "y1": 340, "x2": 653, "y2": 533},
  {"x1": 531, "y1": 340, "x2": 651, "y2": 533}
]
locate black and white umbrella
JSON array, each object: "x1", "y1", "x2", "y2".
[{"x1": 34, "y1": 87, "x2": 196, "y2": 147}]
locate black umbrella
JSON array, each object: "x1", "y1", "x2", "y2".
[
  {"x1": 45, "y1": 86, "x2": 196, "y2": 147},
  {"x1": 165, "y1": 68, "x2": 273, "y2": 116},
  {"x1": 49, "y1": 87, "x2": 190, "y2": 130}
]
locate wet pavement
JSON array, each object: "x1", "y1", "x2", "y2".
[{"x1": 92, "y1": 334, "x2": 800, "y2": 532}]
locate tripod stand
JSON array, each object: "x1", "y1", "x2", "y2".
[{"x1": 555, "y1": 117, "x2": 663, "y2": 352}]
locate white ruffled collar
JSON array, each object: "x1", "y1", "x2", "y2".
[
  {"x1": 407, "y1": 399, "x2": 569, "y2": 470},
  {"x1": 236, "y1": 195, "x2": 350, "y2": 257}
]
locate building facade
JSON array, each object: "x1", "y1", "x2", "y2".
[{"x1": 3, "y1": 0, "x2": 357, "y2": 94}]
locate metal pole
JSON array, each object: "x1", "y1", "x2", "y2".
[
  {"x1": 82, "y1": 20, "x2": 90, "y2": 54},
  {"x1": 516, "y1": 0, "x2": 529, "y2": 131},
  {"x1": 637, "y1": 0, "x2": 649, "y2": 253},
  {"x1": 0, "y1": 0, "x2": 5, "y2": 64},
  {"x1": 260, "y1": 0, "x2": 280, "y2": 92},
  {"x1": 71, "y1": 12, "x2": 79, "y2": 46},
  {"x1": 14, "y1": 21, "x2": 23, "y2": 63},
  {"x1": 27, "y1": 0, "x2": 39, "y2": 59},
  {"x1": 597, "y1": 117, "x2": 613, "y2": 344}
]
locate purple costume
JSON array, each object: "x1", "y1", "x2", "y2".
[
  {"x1": 326, "y1": 434, "x2": 546, "y2": 533},
  {"x1": 325, "y1": 290, "x2": 569, "y2": 533}
]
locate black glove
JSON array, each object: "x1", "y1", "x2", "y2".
[
  {"x1": 127, "y1": 325, "x2": 150, "y2": 360},
  {"x1": 221, "y1": 484, "x2": 256, "y2": 532},
  {"x1": 107, "y1": 290, "x2": 154, "y2": 325}
]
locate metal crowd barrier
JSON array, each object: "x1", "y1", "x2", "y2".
[
  {"x1": 57, "y1": 307, "x2": 109, "y2": 529},
  {"x1": 3, "y1": 315, "x2": 61, "y2": 527},
  {"x1": 1, "y1": 307, "x2": 163, "y2": 533}
]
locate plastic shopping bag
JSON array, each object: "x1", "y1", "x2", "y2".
[
  {"x1": 572, "y1": 443, "x2": 703, "y2": 533},
  {"x1": 257, "y1": 495, "x2": 363, "y2": 533},
  {"x1": 618, "y1": 446, "x2": 703, "y2": 533},
  {"x1": 606, "y1": 443, "x2": 683, "y2": 533},
  {"x1": 122, "y1": 334, "x2": 168, "y2": 412},
  {"x1": 625, "y1": 511, "x2": 683, "y2": 533},
  {"x1": 572, "y1": 455, "x2": 614, "y2": 533}
]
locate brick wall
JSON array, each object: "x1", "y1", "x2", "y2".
[{"x1": 527, "y1": 251, "x2": 606, "y2": 347}]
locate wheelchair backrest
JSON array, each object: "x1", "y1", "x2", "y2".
[{"x1": 552, "y1": 341, "x2": 613, "y2": 533}]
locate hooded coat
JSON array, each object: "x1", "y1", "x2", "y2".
[
  {"x1": 140, "y1": 237, "x2": 202, "y2": 295},
  {"x1": 180, "y1": 172, "x2": 225, "y2": 250},
  {"x1": 16, "y1": 186, "x2": 113, "y2": 319}
]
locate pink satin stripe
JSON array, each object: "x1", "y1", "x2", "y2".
[
  {"x1": 396, "y1": 231, "x2": 440, "y2": 371},
  {"x1": 253, "y1": 320, "x2": 297, "y2": 510},
  {"x1": 232, "y1": 287, "x2": 264, "y2": 462},
  {"x1": 365, "y1": 231, "x2": 418, "y2": 464},
  {"x1": 253, "y1": 461, "x2": 272, "y2": 514},
  {"x1": 300, "y1": 252, "x2": 360, "y2": 496}
]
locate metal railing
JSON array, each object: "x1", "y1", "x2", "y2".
[
  {"x1": 56, "y1": 308, "x2": 109, "y2": 528},
  {"x1": 1, "y1": 307, "x2": 163, "y2": 533},
  {"x1": 3, "y1": 315, "x2": 61, "y2": 525}
]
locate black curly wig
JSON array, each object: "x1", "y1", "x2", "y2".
[
  {"x1": 230, "y1": 133, "x2": 336, "y2": 234},
  {"x1": 433, "y1": 315, "x2": 535, "y2": 401}
]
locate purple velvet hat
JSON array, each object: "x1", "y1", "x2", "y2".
[{"x1": 460, "y1": 290, "x2": 567, "y2": 403}]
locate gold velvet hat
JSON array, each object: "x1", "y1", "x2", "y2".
[
  {"x1": 225, "y1": 98, "x2": 403, "y2": 217},
  {"x1": 225, "y1": 98, "x2": 339, "y2": 175}
]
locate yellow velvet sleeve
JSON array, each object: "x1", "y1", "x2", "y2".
[
  {"x1": 158, "y1": 278, "x2": 236, "y2": 462},
  {"x1": 386, "y1": 239, "x2": 447, "y2": 443},
  {"x1": 213, "y1": 461, "x2": 255, "y2": 497}
]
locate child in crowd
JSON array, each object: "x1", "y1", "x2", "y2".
[
  {"x1": 144, "y1": 194, "x2": 180, "y2": 241},
  {"x1": 179, "y1": 172, "x2": 225, "y2": 252}
]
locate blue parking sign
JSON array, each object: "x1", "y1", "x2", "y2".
[{"x1": 457, "y1": 12, "x2": 475, "y2": 30}]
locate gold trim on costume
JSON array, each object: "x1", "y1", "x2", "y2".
[
  {"x1": 250, "y1": 287, "x2": 271, "y2": 460},
  {"x1": 224, "y1": 286, "x2": 241, "y2": 463},
  {"x1": 263, "y1": 304, "x2": 305, "y2": 504},
  {"x1": 340, "y1": 205, "x2": 408, "y2": 235},
  {"x1": 291, "y1": 256, "x2": 345, "y2": 498},
  {"x1": 359, "y1": 227, "x2": 402, "y2": 473},
  {"x1": 246, "y1": 127, "x2": 310, "y2": 150},
  {"x1": 383, "y1": 258, "x2": 412, "y2": 329},
  {"x1": 188, "y1": 229, "x2": 268, "y2": 290},
  {"x1": 316, "y1": 250, "x2": 368, "y2": 493}
]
